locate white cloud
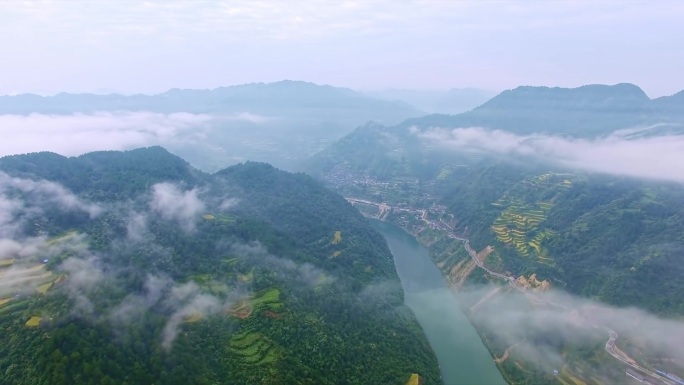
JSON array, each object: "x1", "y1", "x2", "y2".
[
  {"x1": 0, "y1": 171, "x2": 102, "y2": 218},
  {"x1": 459, "y1": 284, "x2": 684, "y2": 379},
  {"x1": 149, "y1": 183, "x2": 205, "y2": 232},
  {"x1": 230, "y1": 241, "x2": 335, "y2": 286},
  {"x1": 416, "y1": 126, "x2": 684, "y2": 183},
  {"x1": 160, "y1": 281, "x2": 223, "y2": 350},
  {"x1": 0, "y1": 111, "x2": 211, "y2": 157},
  {"x1": 224, "y1": 112, "x2": 273, "y2": 124},
  {"x1": 0, "y1": 172, "x2": 101, "y2": 240}
]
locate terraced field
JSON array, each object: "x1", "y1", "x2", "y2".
[
  {"x1": 251, "y1": 288, "x2": 283, "y2": 313},
  {"x1": 0, "y1": 261, "x2": 61, "y2": 297},
  {"x1": 490, "y1": 173, "x2": 573, "y2": 263},
  {"x1": 229, "y1": 331, "x2": 281, "y2": 366},
  {"x1": 491, "y1": 202, "x2": 554, "y2": 258},
  {"x1": 226, "y1": 288, "x2": 283, "y2": 320}
]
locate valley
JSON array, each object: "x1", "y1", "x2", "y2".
[
  {"x1": 350, "y1": 195, "x2": 681, "y2": 385},
  {"x1": 5, "y1": 3, "x2": 684, "y2": 384},
  {"x1": 304, "y1": 83, "x2": 684, "y2": 384}
]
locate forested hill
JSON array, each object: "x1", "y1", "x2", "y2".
[
  {"x1": 0, "y1": 147, "x2": 440, "y2": 385},
  {"x1": 304, "y1": 83, "x2": 684, "y2": 182},
  {"x1": 394, "y1": 83, "x2": 684, "y2": 138}
]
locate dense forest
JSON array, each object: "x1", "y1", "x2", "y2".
[{"x1": 0, "y1": 147, "x2": 440, "y2": 385}]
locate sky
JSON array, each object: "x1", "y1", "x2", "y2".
[{"x1": 2, "y1": 0, "x2": 683, "y2": 97}]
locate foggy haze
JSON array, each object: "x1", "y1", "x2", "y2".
[
  {"x1": 416, "y1": 126, "x2": 684, "y2": 184},
  {"x1": 2, "y1": 1, "x2": 683, "y2": 97}
]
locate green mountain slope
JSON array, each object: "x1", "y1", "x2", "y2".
[
  {"x1": 0, "y1": 147, "x2": 440, "y2": 385},
  {"x1": 304, "y1": 83, "x2": 684, "y2": 315},
  {"x1": 303, "y1": 84, "x2": 684, "y2": 384}
]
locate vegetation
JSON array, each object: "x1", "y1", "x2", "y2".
[
  {"x1": 0, "y1": 147, "x2": 440, "y2": 385},
  {"x1": 305, "y1": 86, "x2": 684, "y2": 384}
]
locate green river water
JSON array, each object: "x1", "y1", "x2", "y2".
[{"x1": 370, "y1": 219, "x2": 507, "y2": 385}]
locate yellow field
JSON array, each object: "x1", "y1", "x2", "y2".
[
  {"x1": 406, "y1": 373, "x2": 420, "y2": 385},
  {"x1": 0, "y1": 298, "x2": 11, "y2": 307},
  {"x1": 6, "y1": 271, "x2": 52, "y2": 286},
  {"x1": 21, "y1": 265, "x2": 47, "y2": 274},
  {"x1": 0, "y1": 258, "x2": 15, "y2": 267},
  {"x1": 37, "y1": 282, "x2": 53, "y2": 294},
  {"x1": 560, "y1": 367, "x2": 587, "y2": 385},
  {"x1": 330, "y1": 251, "x2": 342, "y2": 258},
  {"x1": 0, "y1": 264, "x2": 45, "y2": 278},
  {"x1": 331, "y1": 231, "x2": 342, "y2": 245},
  {"x1": 25, "y1": 316, "x2": 42, "y2": 327},
  {"x1": 47, "y1": 231, "x2": 77, "y2": 245},
  {"x1": 202, "y1": 214, "x2": 216, "y2": 220}
]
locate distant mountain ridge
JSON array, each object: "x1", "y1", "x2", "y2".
[
  {"x1": 397, "y1": 83, "x2": 684, "y2": 137},
  {"x1": 0, "y1": 80, "x2": 426, "y2": 173},
  {"x1": 304, "y1": 83, "x2": 684, "y2": 183},
  {"x1": 0, "y1": 80, "x2": 422, "y2": 115}
]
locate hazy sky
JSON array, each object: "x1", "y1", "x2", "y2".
[{"x1": 2, "y1": 0, "x2": 683, "y2": 97}]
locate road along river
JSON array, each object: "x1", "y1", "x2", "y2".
[{"x1": 371, "y1": 219, "x2": 507, "y2": 385}]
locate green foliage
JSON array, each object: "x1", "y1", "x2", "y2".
[
  {"x1": 0, "y1": 148, "x2": 440, "y2": 385},
  {"x1": 306, "y1": 88, "x2": 684, "y2": 385}
]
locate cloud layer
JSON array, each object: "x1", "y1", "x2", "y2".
[
  {"x1": 0, "y1": 111, "x2": 211, "y2": 157},
  {"x1": 417, "y1": 126, "x2": 684, "y2": 183},
  {"x1": 458, "y1": 284, "x2": 684, "y2": 380}
]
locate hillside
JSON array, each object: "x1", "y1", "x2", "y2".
[
  {"x1": 303, "y1": 84, "x2": 684, "y2": 384},
  {"x1": 0, "y1": 147, "x2": 440, "y2": 385},
  {"x1": 305, "y1": 83, "x2": 684, "y2": 314}
]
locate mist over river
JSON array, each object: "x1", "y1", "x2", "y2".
[{"x1": 370, "y1": 219, "x2": 506, "y2": 385}]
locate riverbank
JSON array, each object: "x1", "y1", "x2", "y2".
[{"x1": 370, "y1": 219, "x2": 507, "y2": 385}]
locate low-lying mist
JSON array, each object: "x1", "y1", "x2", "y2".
[
  {"x1": 454, "y1": 282, "x2": 684, "y2": 377},
  {"x1": 416, "y1": 125, "x2": 684, "y2": 183}
]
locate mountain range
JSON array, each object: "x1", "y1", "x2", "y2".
[{"x1": 0, "y1": 81, "x2": 424, "y2": 172}]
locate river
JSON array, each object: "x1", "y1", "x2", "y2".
[{"x1": 370, "y1": 219, "x2": 507, "y2": 385}]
